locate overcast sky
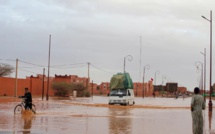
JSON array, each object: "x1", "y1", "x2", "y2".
[{"x1": 1, "y1": 0, "x2": 215, "y2": 91}]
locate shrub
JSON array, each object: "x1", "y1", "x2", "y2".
[
  {"x1": 71, "y1": 82, "x2": 87, "y2": 97},
  {"x1": 52, "y1": 82, "x2": 72, "y2": 97}
]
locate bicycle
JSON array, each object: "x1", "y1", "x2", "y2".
[{"x1": 14, "y1": 98, "x2": 36, "y2": 114}]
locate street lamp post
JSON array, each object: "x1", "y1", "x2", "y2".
[
  {"x1": 143, "y1": 65, "x2": 150, "y2": 98},
  {"x1": 202, "y1": 10, "x2": 213, "y2": 111},
  {"x1": 195, "y1": 61, "x2": 204, "y2": 97},
  {"x1": 162, "y1": 75, "x2": 166, "y2": 98},
  {"x1": 154, "y1": 71, "x2": 160, "y2": 85},
  {"x1": 123, "y1": 55, "x2": 133, "y2": 73},
  {"x1": 200, "y1": 48, "x2": 206, "y2": 102}
]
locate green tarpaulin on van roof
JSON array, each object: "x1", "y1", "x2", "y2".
[{"x1": 110, "y1": 73, "x2": 133, "y2": 90}]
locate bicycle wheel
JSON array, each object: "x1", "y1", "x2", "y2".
[
  {"x1": 32, "y1": 104, "x2": 36, "y2": 114},
  {"x1": 14, "y1": 104, "x2": 23, "y2": 114}
]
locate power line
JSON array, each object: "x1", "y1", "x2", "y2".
[
  {"x1": 51, "y1": 64, "x2": 86, "y2": 69},
  {"x1": 51, "y1": 63, "x2": 86, "y2": 67},
  {"x1": 19, "y1": 68, "x2": 39, "y2": 75},
  {"x1": 2, "y1": 58, "x2": 115, "y2": 75},
  {"x1": 90, "y1": 63, "x2": 114, "y2": 74},
  {"x1": 5, "y1": 59, "x2": 16, "y2": 61},
  {"x1": 19, "y1": 60, "x2": 45, "y2": 67}
]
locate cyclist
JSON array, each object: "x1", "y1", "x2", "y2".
[{"x1": 19, "y1": 87, "x2": 32, "y2": 110}]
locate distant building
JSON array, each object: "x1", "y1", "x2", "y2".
[
  {"x1": 0, "y1": 74, "x2": 190, "y2": 97},
  {"x1": 177, "y1": 87, "x2": 187, "y2": 94},
  {"x1": 154, "y1": 82, "x2": 187, "y2": 96},
  {"x1": 166, "y1": 83, "x2": 178, "y2": 93},
  {"x1": 154, "y1": 85, "x2": 165, "y2": 92}
]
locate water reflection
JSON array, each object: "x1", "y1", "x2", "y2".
[
  {"x1": 108, "y1": 108, "x2": 132, "y2": 134},
  {"x1": 0, "y1": 96, "x2": 215, "y2": 134},
  {"x1": 21, "y1": 111, "x2": 34, "y2": 134},
  {"x1": 208, "y1": 111, "x2": 212, "y2": 130}
]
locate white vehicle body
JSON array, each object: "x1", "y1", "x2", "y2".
[{"x1": 108, "y1": 89, "x2": 135, "y2": 105}]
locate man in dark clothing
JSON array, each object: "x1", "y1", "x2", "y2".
[{"x1": 19, "y1": 88, "x2": 32, "y2": 110}]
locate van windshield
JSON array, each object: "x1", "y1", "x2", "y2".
[{"x1": 109, "y1": 89, "x2": 127, "y2": 96}]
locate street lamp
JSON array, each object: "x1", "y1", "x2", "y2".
[
  {"x1": 154, "y1": 71, "x2": 160, "y2": 85},
  {"x1": 162, "y1": 75, "x2": 166, "y2": 97},
  {"x1": 195, "y1": 61, "x2": 203, "y2": 96},
  {"x1": 123, "y1": 55, "x2": 133, "y2": 73},
  {"x1": 200, "y1": 48, "x2": 206, "y2": 102},
  {"x1": 202, "y1": 10, "x2": 213, "y2": 111},
  {"x1": 143, "y1": 65, "x2": 150, "y2": 97}
]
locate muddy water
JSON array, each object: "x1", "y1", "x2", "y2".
[{"x1": 0, "y1": 96, "x2": 214, "y2": 134}]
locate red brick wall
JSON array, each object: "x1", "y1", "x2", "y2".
[
  {"x1": 177, "y1": 87, "x2": 187, "y2": 94},
  {"x1": 0, "y1": 75, "x2": 154, "y2": 97},
  {"x1": 91, "y1": 81, "x2": 154, "y2": 97},
  {"x1": 0, "y1": 77, "x2": 52, "y2": 97},
  {"x1": 0, "y1": 77, "x2": 31, "y2": 96},
  {"x1": 134, "y1": 81, "x2": 154, "y2": 97}
]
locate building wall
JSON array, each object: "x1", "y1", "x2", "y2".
[
  {"x1": 1, "y1": 75, "x2": 185, "y2": 98},
  {"x1": 52, "y1": 74, "x2": 89, "y2": 96},
  {"x1": 133, "y1": 81, "x2": 154, "y2": 97},
  {"x1": 177, "y1": 87, "x2": 187, "y2": 94},
  {"x1": 166, "y1": 83, "x2": 178, "y2": 93},
  {"x1": 133, "y1": 82, "x2": 142, "y2": 96},
  {"x1": 0, "y1": 77, "x2": 30, "y2": 96},
  {"x1": 94, "y1": 80, "x2": 154, "y2": 97},
  {"x1": 99, "y1": 82, "x2": 110, "y2": 95},
  {"x1": 0, "y1": 76, "x2": 54, "y2": 97},
  {"x1": 0, "y1": 74, "x2": 88, "y2": 97}
]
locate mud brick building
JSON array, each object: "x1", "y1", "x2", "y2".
[
  {"x1": 0, "y1": 74, "x2": 155, "y2": 97},
  {"x1": 0, "y1": 74, "x2": 89, "y2": 97}
]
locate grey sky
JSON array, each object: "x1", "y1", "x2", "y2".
[{"x1": 1, "y1": 0, "x2": 215, "y2": 91}]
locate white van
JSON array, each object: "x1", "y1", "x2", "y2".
[{"x1": 108, "y1": 89, "x2": 135, "y2": 106}]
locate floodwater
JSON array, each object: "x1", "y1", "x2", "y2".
[{"x1": 0, "y1": 96, "x2": 215, "y2": 134}]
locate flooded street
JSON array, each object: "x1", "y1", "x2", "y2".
[{"x1": 0, "y1": 96, "x2": 215, "y2": 134}]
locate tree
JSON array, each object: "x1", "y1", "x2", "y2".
[
  {"x1": 52, "y1": 82, "x2": 72, "y2": 97},
  {"x1": 0, "y1": 63, "x2": 14, "y2": 77},
  {"x1": 51, "y1": 82, "x2": 89, "y2": 97},
  {"x1": 71, "y1": 82, "x2": 88, "y2": 97}
]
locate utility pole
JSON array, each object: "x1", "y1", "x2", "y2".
[
  {"x1": 91, "y1": 80, "x2": 93, "y2": 99},
  {"x1": 42, "y1": 68, "x2": 45, "y2": 100},
  {"x1": 143, "y1": 65, "x2": 150, "y2": 97},
  {"x1": 143, "y1": 68, "x2": 145, "y2": 98},
  {"x1": 14, "y1": 58, "x2": 18, "y2": 97},
  {"x1": 139, "y1": 36, "x2": 142, "y2": 81},
  {"x1": 88, "y1": 62, "x2": 90, "y2": 81},
  {"x1": 87, "y1": 62, "x2": 90, "y2": 92},
  {"x1": 46, "y1": 35, "x2": 51, "y2": 101}
]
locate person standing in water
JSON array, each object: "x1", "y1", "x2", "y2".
[{"x1": 191, "y1": 87, "x2": 205, "y2": 134}]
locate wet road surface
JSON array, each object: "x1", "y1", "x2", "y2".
[{"x1": 0, "y1": 96, "x2": 215, "y2": 134}]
